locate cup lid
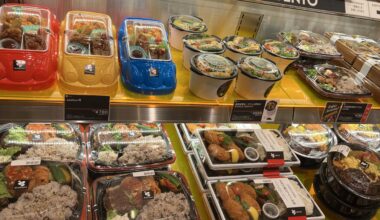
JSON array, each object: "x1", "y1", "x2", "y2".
[
  {"x1": 193, "y1": 54, "x2": 236, "y2": 78},
  {"x1": 238, "y1": 57, "x2": 281, "y2": 80}
]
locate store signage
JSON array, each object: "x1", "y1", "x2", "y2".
[
  {"x1": 321, "y1": 102, "x2": 371, "y2": 123},
  {"x1": 230, "y1": 100, "x2": 279, "y2": 122},
  {"x1": 64, "y1": 94, "x2": 110, "y2": 121},
  {"x1": 262, "y1": 0, "x2": 345, "y2": 12}
]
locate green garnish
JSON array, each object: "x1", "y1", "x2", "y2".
[
  {"x1": 305, "y1": 69, "x2": 318, "y2": 79},
  {"x1": 221, "y1": 133, "x2": 233, "y2": 146},
  {"x1": 99, "y1": 144, "x2": 113, "y2": 152},
  {"x1": 106, "y1": 210, "x2": 118, "y2": 220},
  {"x1": 4, "y1": 126, "x2": 27, "y2": 143},
  {"x1": 0, "y1": 146, "x2": 21, "y2": 156},
  {"x1": 0, "y1": 173, "x2": 11, "y2": 199},
  {"x1": 159, "y1": 173, "x2": 181, "y2": 188}
]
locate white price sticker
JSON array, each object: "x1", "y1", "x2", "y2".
[
  {"x1": 133, "y1": 170, "x2": 155, "y2": 177},
  {"x1": 330, "y1": 145, "x2": 351, "y2": 157},
  {"x1": 11, "y1": 157, "x2": 41, "y2": 166}
]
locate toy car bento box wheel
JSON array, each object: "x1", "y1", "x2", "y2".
[
  {"x1": 0, "y1": 4, "x2": 59, "y2": 90},
  {"x1": 118, "y1": 17, "x2": 176, "y2": 95},
  {"x1": 58, "y1": 11, "x2": 119, "y2": 95}
]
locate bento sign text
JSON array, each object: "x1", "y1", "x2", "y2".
[{"x1": 283, "y1": 0, "x2": 318, "y2": 7}]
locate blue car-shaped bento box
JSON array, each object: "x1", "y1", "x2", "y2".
[{"x1": 118, "y1": 17, "x2": 176, "y2": 95}]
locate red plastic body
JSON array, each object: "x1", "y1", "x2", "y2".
[{"x1": 0, "y1": 4, "x2": 59, "y2": 90}]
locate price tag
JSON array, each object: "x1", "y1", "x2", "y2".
[
  {"x1": 231, "y1": 100, "x2": 279, "y2": 122},
  {"x1": 321, "y1": 102, "x2": 371, "y2": 123},
  {"x1": 345, "y1": 0, "x2": 370, "y2": 17},
  {"x1": 261, "y1": 0, "x2": 345, "y2": 13},
  {"x1": 368, "y1": 1, "x2": 380, "y2": 19},
  {"x1": 11, "y1": 157, "x2": 41, "y2": 166},
  {"x1": 133, "y1": 170, "x2": 155, "y2": 177},
  {"x1": 330, "y1": 145, "x2": 351, "y2": 157},
  {"x1": 64, "y1": 94, "x2": 110, "y2": 121}
]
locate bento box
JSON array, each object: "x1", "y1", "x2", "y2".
[
  {"x1": 189, "y1": 54, "x2": 237, "y2": 100},
  {"x1": 86, "y1": 123, "x2": 175, "y2": 173},
  {"x1": 261, "y1": 39, "x2": 299, "y2": 74},
  {"x1": 334, "y1": 124, "x2": 380, "y2": 151},
  {"x1": 58, "y1": 11, "x2": 119, "y2": 95},
  {"x1": 196, "y1": 128, "x2": 300, "y2": 170},
  {"x1": 279, "y1": 30, "x2": 341, "y2": 60},
  {"x1": 0, "y1": 4, "x2": 59, "y2": 90},
  {"x1": 281, "y1": 124, "x2": 337, "y2": 167},
  {"x1": 208, "y1": 175, "x2": 325, "y2": 220},
  {"x1": 296, "y1": 62, "x2": 372, "y2": 99},
  {"x1": 119, "y1": 17, "x2": 176, "y2": 95},
  {"x1": 168, "y1": 15, "x2": 207, "y2": 51},
  {"x1": 183, "y1": 33, "x2": 225, "y2": 70},
  {"x1": 0, "y1": 161, "x2": 88, "y2": 219},
  {"x1": 0, "y1": 123, "x2": 84, "y2": 164},
  {"x1": 223, "y1": 35, "x2": 262, "y2": 63},
  {"x1": 235, "y1": 56, "x2": 282, "y2": 99},
  {"x1": 92, "y1": 170, "x2": 199, "y2": 220}
]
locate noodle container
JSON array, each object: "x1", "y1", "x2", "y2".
[
  {"x1": 189, "y1": 54, "x2": 237, "y2": 100},
  {"x1": 314, "y1": 162, "x2": 378, "y2": 218},
  {"x1": 183, "y1": 34, "x2": 225, "y2": 70},
  {"x1": 168, "y1": 15, "x2": 207, "y2": 51},
  {"x1": 325, "y1": 144, "x2": 380, "y2": 207},
  {"x1": 261, "y1": 39, "x2": 299, "y2": 75},
  {"x1": 235, "y1": 57, "x2": 282, "y2": 99},
  {"x1": 222, "y1": 35, "x2": 262, "y2": 63}
]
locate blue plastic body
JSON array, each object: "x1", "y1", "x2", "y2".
[{"x1": 118, "y1": 17, "x2": 176, "y2": 95}]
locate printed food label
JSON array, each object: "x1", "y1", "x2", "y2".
[
  {"x1": 11, "y1": 157, "x2": 41, "y2": 166},
  {"x1": 330, "y1": 145, "x2": 351, "y2": 157},
  {"x1": 13, "y1": 180, "x2": 29, "y2": 190},
  {"x1": 13, "y1": 60, "x2": 26, "y2": 71},
  {"x1": 345, "y1": 0, "x2": 370, "y2": 17},
  {"x1": 254, "y1": 130, "x2": 284, "y2": 159},
  {"x1": 142, "y1": 190, "x2": 154, "y2": 200},
  {"x1": 358, "y1": 58, "x2": 380, "y2": 80},
  {"x1": 132, "y1": 170, "x2": 155, "y2": 177},
  {"x1": 32, "y1": 133, "x2": 43, "y2": 142},
  {"x1": 254, "y1": 178, "x2": 306, "y2": 217},
  {"x1": 84, "y1": 64, "x2": 95, "y2": 75}
]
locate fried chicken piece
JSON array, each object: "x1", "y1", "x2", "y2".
[
  {"x1": 204, "y1": 130, "x2": 224, "y2": 145},
  {"x1": 223, "y1": 199, "x2": 250, "y2": 220},
  {"x1": 230, "y1": 182, "x2": 257, "y2": 199},
  {"x1": 142, "y1": 176, "x2": 161, "y2": 194},
  {"x1": 240, "y1": 194, "x2": 261, "y2": 212},
  {"x1": 0, "y1": 27, "x2": 22, "y2": 42},
  {"x1": 208, "y1": 144, "x2": 231, "y2": 162},
  {"x1": 29, "y1": 166, "x2": 51, "y2": 190},
  {"x1": 215, "y1": 182, "x2": 235, "y2": 201}
]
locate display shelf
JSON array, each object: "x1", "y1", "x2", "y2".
[
  {"x1": 0, "y1": 50, "x2": 379, "y2": 123},
  {"x1": 165, "y1": 123, "x2": 380, "y2": 220}
]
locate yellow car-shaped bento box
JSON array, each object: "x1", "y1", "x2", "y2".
[{"x1": 58, "y1": 11, "x2": 119, "y2": 95}]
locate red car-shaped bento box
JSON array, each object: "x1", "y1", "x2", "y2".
[{"x1": 0, "y1": 4, "x2": 59, "y2": 90}]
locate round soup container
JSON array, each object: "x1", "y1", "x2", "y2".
[
  {"x1": 223, "y1": 35, "x2": 262, "y2": 63},
  {"x1": 261, "y1": 39, "x2": 299, "y2": 74},
  {"x1": 235, "y1": 56, "x2": 282, "y2": 99},
  {"x1": 168, "y1": 15, "x2": 207, "y2": 51},
  {"x1": 189, "y1": 54, "x2": 237, "y2": 100},
  {"x1": 183, "y1": 33, "x2": 225, "y2": 70}
]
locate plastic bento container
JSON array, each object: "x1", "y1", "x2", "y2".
[
  {"x1": 278, "y1": 30, "x2": 341, "y2": 60},
  {"x1": 87, "y1": 123, "x2": 175, "y2": 173},
  {"x1": 235, "y1": 56, "x2": 282, "y2": 99},
  {"x1": 92, "y1": 170, "x2": 199, "y2": 220},
  {"x1": 0, "y1": 123, "x2": 84, "y2": 163},
  {"x1": 119, "y1": 17, "x2": 176, "y2": 95},
  {"x1": 183, "y1": 33, "x2": 225, "y2": 70},
  {"x1": 168, "y1": 15, "x2": 207, "y2": 51},
  {"x1": 314, "y1": 162, "x2": 378, "y2": 218},
  {"x1": 0, "y1": 4, "x2": 59, "y2": 90},
  {"x1": 0, "y1": 161, "x2": 88, "y2": 219},
  {"x1": 325, "y1": 144, "x2": 380, "y2": 207},
  {"x1": 208, "y1": 175, "x2": 325, "y2": 220},
  {"x1": 58, "y1": 11, "x2": 119, "y2": 95},
  {"x1": 352, "y1": 54, "x2": 380, "y2": 89},
  {"x1": 196, "y1": 128, "x2": 300, "y2": 170},
  {"x1": 297, "y1": 63, "x2": 372, "y2": 99},
  {"x1": 223, "y1": 35, "x2": 262, "y2": 63},
  {"x1": 261, "y1": 39, "x2": 299, "y2": 74},
  {"x1": 335, "y1": 124, "x2": 380, "y2": 151},
  {"x1": 189, "y1": 54, "x2": 237, "y2": 100},
  {"x1": 281, "y1": 124, "x2": 337, "y2": 167}
]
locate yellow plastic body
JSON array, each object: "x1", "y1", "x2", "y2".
[{"x1": 58, "y1": 11, "x2": 119, "y2": 95}]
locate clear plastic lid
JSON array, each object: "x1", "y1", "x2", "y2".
[
  {"x1": 0, "y1": 161, "x2": 85, "y2": 219},
  {"x1": 125, "y1": 19, "x2": 171, "y2": 61},
  {"x1": 193, "y1": 54, "x2": 236, "y2": 78},
  {"x1": 197, "y1": 129, "x2": 299, "y2": 170},
  {"x1": 0, "y1": 123, "x2": 82, "y2": 163},
  {"x1": 93, "y1": 171, "x2": 198, "y2": 219},
  {"x1": 238, "y1": 56, "x2": 281, "y2": 80},
  {"x1": 209, "y1": 176, "x2": 322, "y2": 219},
  {"x1": 263, "y1": 39, "x2": 299, "y2": 59},
  {"x1": 281, "y1": 30, "x2": 340, "y2": 56},
  {"x1": 329, "y1": 144, "x2": 380, "y2": 198},
  {"x1": 183, "y1": 33, "x2": 224, "y2": 52},
  {"x1": 171, "y1": 15, "x2": 207, "y2": 32},
  {"x1": 337, "y1": 124, "x2": 380, "y2": 150},
  {"x1": 283, "y1": 124, "x2": 336, "y2": 159},
  {"x1": 360, "y1": 41, "x2": 380, "y2": 55},
  {"x1": 89, "y1": 123, "x2": 174, "y2": 171},
  {"x1": 341, "y1": 39, "x2": 376, "y2": 56},
  {"x1": 308, "y1": 64, "x2": 370, "y2": 95},
  {"x1": 0, "y1": 5, "x2": 50, "y2": 51},
  {"x1": 65, "y1": 11, "x2": 113, "y2": 56},
  {"x1": 224, "y1": 36, "x2": 261, "y2": 55}
]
